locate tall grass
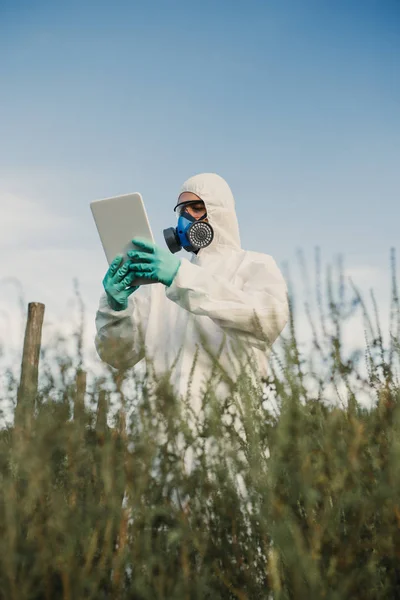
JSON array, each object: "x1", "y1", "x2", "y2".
[{"x1": 0, "y1": 251, "x2": 400, "y2": 599}]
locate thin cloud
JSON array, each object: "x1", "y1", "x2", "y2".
[{"x1": 0, "y1": 191, "x2": 68, "y2": 247}]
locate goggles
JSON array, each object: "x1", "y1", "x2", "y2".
[{"x1": 173, "y1": 200, "x2": 207, "y2": 217}]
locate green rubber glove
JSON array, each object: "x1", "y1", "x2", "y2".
[
  {"x1": 128, "y1": 238, "x2": 181, "y2": 287},
  {"x1": 102, "y1": 255, "x2": 139, "y2": 311}
]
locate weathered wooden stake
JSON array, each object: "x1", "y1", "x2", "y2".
[
  {"x1": 16, "y1": 302, "x2": 45, "y2": 418},
  {"x1": 74, "y1": 368, "x2": 87, "y2": 422},
  {"x1": 96, "y1": 389, "x2": 108, "y2": 441}
]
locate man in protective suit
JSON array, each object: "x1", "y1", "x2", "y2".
[{"x1": 95, "y1": 173, "x2": 289, "y2": 416}]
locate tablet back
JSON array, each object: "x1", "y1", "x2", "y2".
[
  {"x1": 91, "y1": 192, "x2": 154, "y2": 263},
  {"x1": 91, "y1": 192, "x2": 156, "y2": 286}
]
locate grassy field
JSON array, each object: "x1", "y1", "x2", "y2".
[{"x1": 1, "y1": 253, "x2": 400, "y2": 599}]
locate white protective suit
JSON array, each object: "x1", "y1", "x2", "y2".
[{"x1": 95, "y1": 173, "x2": 289, "y2": 420}]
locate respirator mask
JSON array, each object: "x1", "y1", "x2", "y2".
[{"x1": 163, "y1": 201, "x2": 214, "y2": 254}]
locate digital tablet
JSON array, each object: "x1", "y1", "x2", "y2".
[{"x1": 90, "y1": 192, "x2": 156, "y2": 286}]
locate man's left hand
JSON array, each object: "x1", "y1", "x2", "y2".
[{"x1": 128, "y1": 238, "x2": 181, "y2": 287}]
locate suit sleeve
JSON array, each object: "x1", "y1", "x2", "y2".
[
  {"x1": 95, "y1": 285, "x2": 151, "y2": 369},
  {"x1": 165, "y1": 255, "x2": 289, "y2": 350}
]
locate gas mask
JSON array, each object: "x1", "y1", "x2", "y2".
[{"x1": 163, "y1": 202, "x2": 214, "y2": 254}]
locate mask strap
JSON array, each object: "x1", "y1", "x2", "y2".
[{"x1": 178, "y1": 209, "x2": 197, "y2": 223}]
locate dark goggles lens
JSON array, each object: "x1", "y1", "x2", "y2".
[{"x1": 174, "y1": 200, "x2": 206, "y2": 217}]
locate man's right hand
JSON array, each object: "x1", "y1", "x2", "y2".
[{"x1": 102, "y1": 255, "x2": 139, "y2": 311}]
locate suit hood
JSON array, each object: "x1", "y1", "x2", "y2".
[{"x1": 179, "y1": 173, "x2": 241, "y2": 251}]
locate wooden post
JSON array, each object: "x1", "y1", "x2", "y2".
[
  {"x1": 96, "y1": 389, "x2": 108, "y2": 442},
  {"x1": 74, "y1": 369, "x2": 87, "y2": 423},
  {"x1": 16, "y1": 302, "x2": 45, "y2": 421}
]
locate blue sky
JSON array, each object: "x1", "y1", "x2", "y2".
[{"x1": 0, "y1": 0, "x2": 399, "y2": 357}]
